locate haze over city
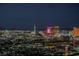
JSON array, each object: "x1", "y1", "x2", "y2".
[{"x1": 0, "y1": 3, "x2": 79, "y2": 30}]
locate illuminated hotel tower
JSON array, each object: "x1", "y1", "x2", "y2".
[
  {"x1": 34, "y1": 24, "x2": 36, "y2": 35},
  {"x1": 32, "y1": 24, "x2": 37, "y2": 36}
]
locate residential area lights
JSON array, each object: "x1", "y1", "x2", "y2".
[{"x1": 0, "y1": 25, "x2": 79, "y2": 56}]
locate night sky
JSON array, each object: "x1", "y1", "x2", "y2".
[{"x1": 0, "y1": 3, "x2": 79, "y2": 30}]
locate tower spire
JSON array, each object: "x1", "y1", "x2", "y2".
[{"x1": 34, "y1": 24, "x2": 36, "y2": 35}]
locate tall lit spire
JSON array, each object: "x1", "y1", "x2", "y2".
[{"x1": 34, "y1": 24, "x2": 36, "y2": 35}]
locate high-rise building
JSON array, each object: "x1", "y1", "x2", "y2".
[
  {"x1": 34, "y1": 24, "x2": 36, "y2": 35},
  {"x1": 31, "y1": 24, "x2": 37, "y2": 36},
  {"x1": 72, "y1": 27, "x2": 79, "y2": 37},
  {"x1": 44, "y1": 26, "x2": 60, "y2": 37}
]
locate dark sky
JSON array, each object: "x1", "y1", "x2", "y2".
[{"x1": 0, "y1": 3, "x2": 79, "y2": 30}]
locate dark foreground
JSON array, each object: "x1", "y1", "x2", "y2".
[{"x1": 0, "y1": 37, "x2": 79, "y2": 56}]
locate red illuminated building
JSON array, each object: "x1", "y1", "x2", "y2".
[{"x1": 44, "y1": 26, "x2": 59, "y2": 37}]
